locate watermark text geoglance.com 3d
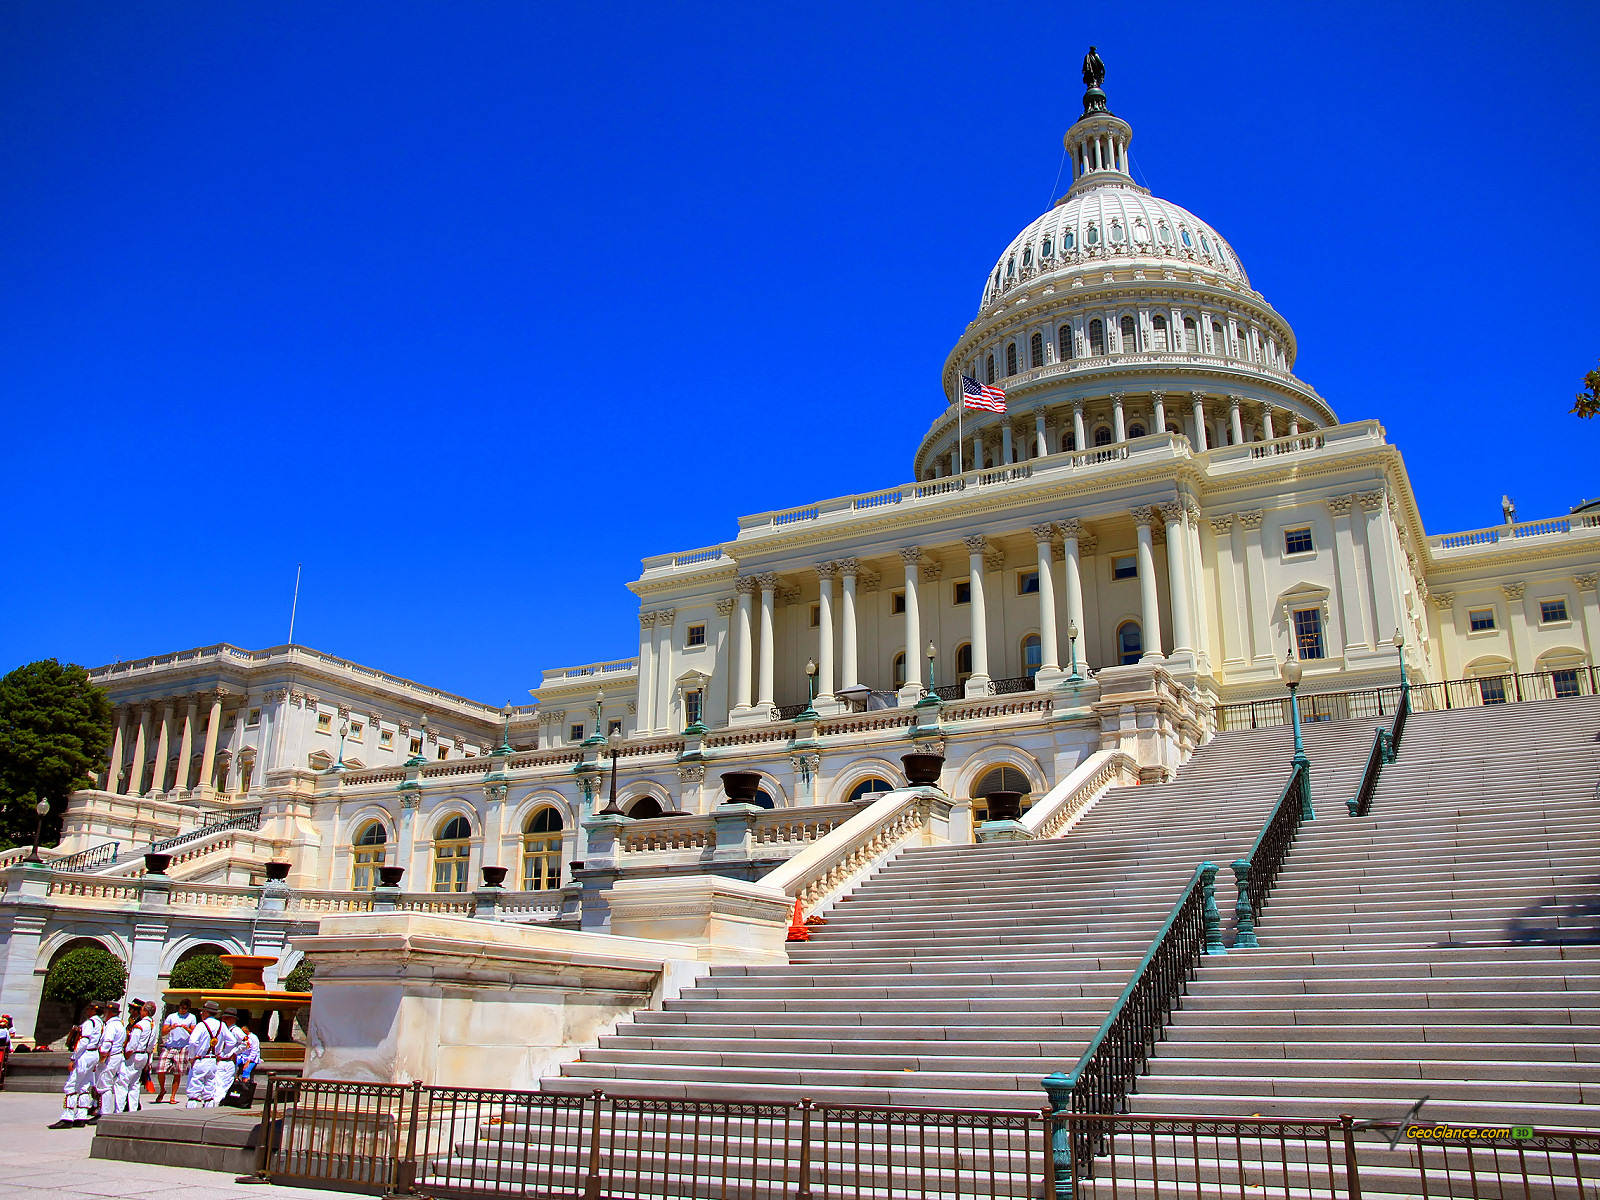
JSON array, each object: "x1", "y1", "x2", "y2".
[{"x1": 1406, "y1": 1124, "x2": 1534, "y2": 1141}]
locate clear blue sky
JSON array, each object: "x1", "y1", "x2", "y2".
[{"x1": 3, "y1": 1, "x2": 1596, "y2": 702}]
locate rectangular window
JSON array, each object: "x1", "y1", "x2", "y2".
[
  {"x1": 686, "y1": 622, "x2": 706, "y2": 646},
  {"x1": 1553, "y1": 668, "x2": 1582, "y2": 699},
  {"x1": 1292, "y1": 607, "x2": 1326, "y2": 660},
  {"x1": 1478, "y1": 676, "x2": 1508, "y2": 706},
  {"x1": 1017, "y1": 570, "x2": 1040, "y2": 595},
  {"x1": 316, "y1": 713, "x2": 332, "y2": 733},
  {"x1": 1468, "y1": 608, "x2": 1496, "y2": 632},
  {"x1": 436, "y1": 746, "x2": 449, "y2": 760},
  {"x1": 569, "y1": 724, "x2": 584, "y2": 743},
  {"x1": 246, "y1": 708, "x2": 261, "y2": 727},
  {"x1": 685, "y1": 690, "x2": 704, "y2": 728},
  {"x1": 891, "y1": 590, "x2": 906, "y2": 615},
  {"x1": 1112, "y1": 555, "x2": 1137, "y2": 581},
  {"x1": 953, "y1": 580, "x2": 971, "y2": 605},
  {"x1": 349, "y1": 722, "x2": 364, "y2": 743},
  {"x1": 380, "y1": 730, "x2": 394, "y2": 749},
  {"x1": 608, "y1": 719, "x2": 623, "y2": 736},
  {"x1": 809, "y1": 604, "x2": 820, "y2": 628},
  {"x1": 409, "y1": 736, "x2": 422, "y2": 755},
  {"x1": 1283, "y1": 527, "x2": 1314, "y2": 555},
  {"x1": 1540, "y1": 599, "x2": 1570, "y2": 624}
]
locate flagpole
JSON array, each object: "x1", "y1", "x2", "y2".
[{"x1": 956, "y1": 374, "x2": 964, "y2": 475}]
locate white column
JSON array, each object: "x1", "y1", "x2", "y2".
[
  {"x1": 651, "y1": 609, "x2": 674, "y2": 733},
  {"x1": 1330, "y1": 495, "x2": 1370, "y2": 653},
  {"x1": 1261, "y1": 405, "x2": 1276, "y2": 441},
  {"x1": 1111, "y1": 391, "x2": 1126, "y2": 442},
  {"x1": 756, "y1": 574, "x2": 778, "y2": 708},
  {"x1": 635, "y1": 612, "x2": 657, "y2": 731},
  {"x1": 949, "y1": 448, "x2": 959, "y2": 474},
  {"x1": 1132, "y1": 507, "x2": 1165, "y2": 661},
  {"x1": 150, "y1": 702, "x2": 173, "y2": 793},
  {"x1": 128, "y1": 708, "x2": 148, "y2": 796},
  {"x1": 815, "y1": 562, "x2": 837, "y2": 703},
  {"x1": 1032, "y1": 524, "x2": 1060, "y2": 679},
  {"x1": 1359, "y1": 490, "x2": 1401, "y2": 650},
  {"x1": 1035, "y1": 412, "x2": 1047, "y2": 457},
  {"x1": 971, "y1": 433, "x2": 982, "y2": 469},
  {"x1": 1151, "y1": 390, "x2": 1167, "y2": 435},
  {"x1": 176, "y1": 697, "x2": 197, "y2": 789},
  {"x1": 732, "y1": 579, "x2": 755, "y2": 711},
  {"x1": 1573, "y1": 575, "x2": 1600, "y2": 668},
  {"x1": 1000, "y1": 423, "x2": 1012, "y2": 464},
  {"x1": 1190, "y1": 393, "x2": 1209, "y2": 451},
  {"x1": 1288, "y1": 414, "x2": 1301, "y2": 436},
  {"x1": 1186, "y1": 506, "x2": 1209, "y2": 663},
  {"x1": 1212, "y1": 515, "x2": 1245, "y2": 665},
  {"x1": 1238, "y1": 511, "x2": 1272, "y2": 664},
  {"x1": 898, "y1": 548, "x2": 923, "y2": 704},
  {"x1": 1072, "y1": 400, "x2": 1086, "y2": 451},
  {"x1": 839, "y1": 559, "x2": 860, "y2": 690},
  {"x1": 964, "y1": 536, "x2": 992, "y2": 695},
  {"x1": 105, "y1": 710, "x2": 127, "y2": 793},
  {"x1": 1061, "y1": 518, "x2": 1087, "y2": 669},
  {"x1": 198, "y1": 692, "x2": 224, "y2": 796},
  {"x1": 1161, "y1": 503, "x2": 1194, "y2": 657},
  {"x1": 1228, "y1": 395, "x2": 1245, "y2": 445}
]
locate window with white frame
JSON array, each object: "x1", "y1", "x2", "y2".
[
  {"x1": 246, "y1": 708, "x2": 261, "y2": 727},
  {"x1": 1468, "y1": 608, "x2": 1496, "y2": 632},
  {"x1": 1283, "y1": 527, "x2": 1314, "y2": 555},
  {"x1": 522, "y1": 808, "x2": 563, "y2": 891},
  {"x1": 350, "y1": 821, "x2": 387, "y2": 891},
  {"x1": 1017, "y1": 570, "x2": 1039, "y2": 595},
  {"x1": 409, "y1": 736, "x2": 423, "y2": 755},
  {"x1": 953, "y1": 580, "x2": 971, "y2": 605},
  {"x1": 380, "y1": 729, "x2": 394, "y2": 749},
  {"x1": 684, "y1": 689, "x2": 704, "y2": 728},
  {"x1": 685, "y1": 622, "x2": 706, "y2": 646},
  {"x1": 432, "y1": 815, "x2": 472, "y2": 893},
  {"x1": 1293, "y1": 607, "x2": 1327, "y2": 660},
  {"x1": 1539, "y1": 599, "x2": 1570, "y2": 624},
  {"x1": 1478, "y1": 675, "x2": 1508, "y2": 705},
  {"x1": 316, "y1": 712, "x2": 332, "y2": 733},
  {"x1": 891, "y1": 590, "x2": 906, "y2": 615},
  {"x1": 348, "y1": 721, "x2": 364, "y2": 742},
  {"x1": 568, "y1": 724, "x2": 584, "y2": 743},
  {"x1": 1552, "y1": 668, "x2": 1582, "y2": 698}
]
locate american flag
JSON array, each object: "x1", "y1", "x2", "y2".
[{"x1": 960, "y1": 374, "x2": 1007, "y2": 413}]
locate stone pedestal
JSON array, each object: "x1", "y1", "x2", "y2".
[{"x1": 604, "y1": 875, "x2": 791, "y2": 965}]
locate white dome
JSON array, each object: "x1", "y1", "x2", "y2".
[{"x1": 979, "y1": 184, "x2": 1249, "y2": 313}]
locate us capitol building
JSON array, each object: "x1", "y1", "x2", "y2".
[{"x1": 3, "y1": 63, "x2": 1596, "y2": 1042}]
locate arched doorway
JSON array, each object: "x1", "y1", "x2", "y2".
[
  {"x1": 625, "y1": 796, "x2": 664, "y2": 820},
  {"x1": 35, "y1": 937, "x2": 124, "y2": 1047},
  {"x1": 970, "y1": 765, "x2": 1035, "y2": 824}
]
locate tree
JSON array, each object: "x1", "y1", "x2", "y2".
[
  {"x1": 42, "y1": 946, "x2": 127, "y2": 1009},
  {"x1": 283, "y1": 959, "x2": 314, "y2": 993},
  {"x1": 1574, "y1": 360, "x2": 1600, "y2": 419},
  {"x1": 0, "y1": 660, "x2": 112, "y2": 849},
  {"x1": 168, "y1": 954, "x2": 231, "y2": 990}
]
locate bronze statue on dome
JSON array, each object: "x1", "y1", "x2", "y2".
[{"x1": 1082, "y1": 46, "x2": 1105, "y2": 91}]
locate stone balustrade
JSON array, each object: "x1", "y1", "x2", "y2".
[{"x1": 1430, "y1": 512, "x2": 1600, "y2": 555}]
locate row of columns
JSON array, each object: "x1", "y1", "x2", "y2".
[
  {"x1": 105, "y1": 691, "x2": 228, "y2": 797},
  {"x1": 938, "y1": 391, "x2": 1305, "y2": 475},
  {"x1": 975, "y1": 307, "x2": 1286, "y2": 382}
]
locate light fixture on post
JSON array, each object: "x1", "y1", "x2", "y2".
[
  {"x1": 332, "y1": 721, "x2": 349, "y2": 773},
  {"x1": 584, "y1": 689, "x2": 607, "y2": 746},
  {"x1": 599, "y1": 729, "x2": 626, "y2": 815},
  {"x1": 1279, "y1": 647, "x2": 1313, "y2": 820},
  {"x1": 496, "y1": 700, "x2": 514, "y2": 756},
  {"x1": 24, "y1": 799, "x2": 50, "y2": 864},
  {"x1": 1067, "y1": 620, "x2": 1083, "y2": 683},
  {"x1": 917, "y1": 640, "x2": 940, "y2": 707},
  {"x1": 1392, "y1": 628, "x2": 1409, "y2": 699},
  {"x1": 797, "y1": 659, "x2": 819, "y2": 721},
  {"x1": 405, "y1": 715, "x2": 430, "y2": 767}
]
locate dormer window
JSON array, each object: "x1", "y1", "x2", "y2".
[
  {"x1": 1200, "y1": 234, "x2": 1213, "y2": 255},
  {"x1": 1062, "y1": 230, "x2": 1075, "y2": 251},
  {"x1": 1180, "y1": 228, "x2": 1193, "y2": 248},
  {"x1": 1006, "y1": 256, "x2": 1016, "y2": 277},
  {"x1": 1041, "y1": 236, "x2": 1053, "y2": 257},
  {"x1": 1022, "y1": 247, "x2": 1033, "y2": 267},
  {"x1": 1109, "y1": 221, "x2": 1126, "y2": 244},
  {"x1": 1158, "y1": 223, "x2": 1174, "y2": 245},
  {"x1": 1132, "y1": 220, "x2": 1150, "y2": 244}
]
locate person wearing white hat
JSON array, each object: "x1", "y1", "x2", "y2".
[
  {"x1": 49, "y1": 1001, "x2": 103, "y2": 1129},
  {"x1": 116, "y1": 1001, "x2": 156, "y2": 1114},
  {"x1": 184, "y1": 1001, "x2": 225, "y2": 1108},
  {"x1": 204, "y1": 1008, "x2": 242, "y2": 1108}
]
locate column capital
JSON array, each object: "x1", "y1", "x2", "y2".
[
  {"x1": 1236, "y1": 509, "x2": 1265, "y2": 531},
  {"x1": 1158, "y1": 502, "x2": 1185, "y2": 526},
  {"x1": 837, "y1": 557, "x2": 860, "y2": 578},
  {"x1": 920, "y1": 557, "x2": 944, "y2": 582},
  {"x1": 1059, "y1": 517, "x2": 1082, "y2": 540},
  {"x1": 639, "y1": 611, "x2": 657, "y2": 629},
  {"x1": 1227, "y1": 393, "x2": 1243, "y2": 410},
  {"x1": 1029, "y1": 523, "x2": 1058, "y2": 543},
  {"x1": 736, "y1": 576, "x2": 758, "y2": 595},
  {"x1": 1108, "y1": 390, "x2": 1125, "y2": 403},
  {"x1": 1209, "y1": 513, "x2": 1235, "y2": 534},
  {"x1": 1327, "y1": 494, "x2": 1355, "y2": 516},
  {"x1": 1072, "y1": 397, "x2": 1085, "y2": 413},
  {"x1": 962, "y1": 535, "x2": 988, "y2": 554},
  {"x1": 1502, "y1": 581, "x2": 1526, "y2": 601},
  {"x1": 1575, "y1": 573, "x2": 1599, "y2": 592},
  {"x1": 714, "y1": 597, "x2": 735, "y2": 617},
  {"x1": 1358, "y1": 489, "x2": 1387, "y2": 513},
  {"x1": 1190, "y1": 391, "x2": 1207, "y2": 405},
  {"x1": 1149, "y1": 388, "x2": 1167, "y2": 402},
  {"x1": 756, "y1": 572, "x2": 780, "y2": 591},
  {"x1": 1430, "y1": 591, "x2": 1455, "y2": 610},
  {"x1": 1131, "y1": 505, "x2": 1157, "y2": 529},
  {"x1": 898, "y1": 546, "x2": 922, "y2": 566},
  {"x1": 815, "y1": 560, "x2": 839, "y2": 581},
  {"x1": 655, "y1": 608, "x2": 676, "y2": 625}
]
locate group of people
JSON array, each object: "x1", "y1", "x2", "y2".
[{"x1": 49, "y1": 997, "x2": 261, "y2": 1128}]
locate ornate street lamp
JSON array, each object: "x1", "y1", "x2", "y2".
[
  {"x1": 24, "y1": 799, "x2": 50, "y2": 864},
  {"x1": 598, "y1": 729, "x2": 626, "y2": 815},
  {"x1": 583, "y1": 689, "x2": 607, "y2": 746},
  {"x1": 405, "y1": 715, "x2": 430, "y2": 767},
  {"x1": 797, "y1": 659, "x2": 819, "y2": 721},
  {"x1": 1067, "y1": 620, "x2": 1083, "y2": 683},
  {"x1": 496, "y1": 701, "x2": 514, "y2": 756},
  {"x1": 332, "y1": 721, "x2": 349, "y2": 772},
  {"x1": 1392, "y1": 628, "x2": 1409, "y2": 698},
  {"x1": 916, "y1": 640, "x2": 940, "y2": 708},
  {"x1": 1281, "y1": 647, "x2": 1314, "y2": 820}
]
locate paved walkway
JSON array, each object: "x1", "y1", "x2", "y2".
[{"x1": 0, "y1": 1092, "x2": 350, "y2": 1200}]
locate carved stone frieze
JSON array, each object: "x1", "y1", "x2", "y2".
[
  {"x1": 1430, "y1": 592, "x2": 1454, "y2": 609},
  {"x1": 677, "y1": 763, "x2": 706, "y2": 785},
  {"x1": 1576, "y1": 574, "x2": 1598, "y2": 592},
  {"x1": 1502, "y1": 582, "x2": 1525, "y2": 601}
]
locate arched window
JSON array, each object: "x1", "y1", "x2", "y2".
[
  {"x1": 1127, "y1": 422, "x2": 1146, "y2": 438},
  {"x1": 1089, "y1": 319, "x2": 1105, "y2": 356},
  {"x1": 1058, "y1": 324, "x2": 1074, "y2": 361},
  {"x1": 985, "y1": 354, "x2": 996, "y2": 384},
  {"x1": 1022, "y1": 634, "x2": 1042, "y2": 681},
  {"x1": 847, "y1": 777, "x2": 894, "y2": 802},
  {"x1": 1157, "y1": 223, "x2": 1174, "y2": 245},
  {"x1": 1041, "y1": 236, "x2": 1053, "y2": 258},
  {"x1": 1094, "y1": 426, "x2": 1113, "y2": 446},
  {"x1": 892, "y1": 651, "x2": 907, "y2": 690},
  {"x1": 956, "y1": 643, "x2": 973, "y2": 683},
  {"x1": 1117, "y1": 621, "x2": 1143, "y2": 665},
  {"x1": 1151, "y1": 314, "x2": 1169, "y2": 352},
  {"x1": 1200, "y1": 234, "x2": 1212, "y2": 255},
  {"x1": 1005, "y1": 343, "x2": 1018, "y2": 376},
  {"x1": 1211, "y1": 320, "x2": 1225, "y2": 354},
  {"x1": 626, "y1": 796, "x2": 664, "y2": 820},
  {"x1": 351, "y1": 822, "x2": 387, "y2": 891},
  {"x1": 1006, "y1": 256, "x2": 1016, "y2": 277},
  {"x1": 1180, "y1": 228, "x2": 1193, "y2": 248},
  {"x1": 1109, "y1": 220, "x2": 1126, "y2": 244},
  {"x1": 1022, "y1": 247, "x2": 1032, "y2": 268},
  {"x1": 1062, "y1": 229, "x2": 1075, "y2": 251},
  {"x1": 1061, "y1": 432, "x2": 1076, "y2": 452},
  {"x1": 1086, "y1": 224, "x2": 1100, "y2": 246},
  {"x1": 971, "y1": 765, "x2": 1034, "y2": 823},
  {"x1": 521, "y1": 808, "x2": 563, "y2": 891},
  {"x1": 432, "y1": 815, "x2": 472, "y2": 893},
  {"x1": 1183, "y1": 316, "x2": 1198, "y2": 351},
  {"x1": 1030, "y1": 332, "x2": 1044, "y2": 368},
  {"x1": 1119, "y1": 315, "x2": 1137, "y2": 353}
]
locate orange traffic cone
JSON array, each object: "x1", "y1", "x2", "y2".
[{"x1": 785, "y1": 898, "x2": 810, "y2": 942}]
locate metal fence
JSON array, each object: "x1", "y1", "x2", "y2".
[{"x1": 256, "y1": 1079, "x2": 1600, "y2": 1199}]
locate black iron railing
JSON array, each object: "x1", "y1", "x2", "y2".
[
  {"x1": 991, "y1": 675, "x2": 1036, "y2": 695},
  {"x1": 1234, "y1": 759, "x2": 1311, "y2": 935},
  {"x1": 1348, "y1": 686, "x2": 1407, "y2": 817},
  {"x1": 152, "y1": 807, "x2": 262, "y2": 853},
  {"x1": 51, "y1": 842, "x2": 120, "y2": 873}
]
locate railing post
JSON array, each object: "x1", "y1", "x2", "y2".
[
  {"x1": 582, "y1": 1091, "x2": 606, "y2": 1200},
  {"x1": 1340, "y1": 1113, "x2": 1364, "y2": 1200},
  {"x1": 241, "y1": 1074, "x2": 277, "y2": 1183},
  {"x1": 385, "y1": 1079, "x2": 422, "y2": 1198},
  {"x1": 795, "y1": 1097, "x2": 813, "y2": 1200},
  {"x1": 1200, "y1": 862, "x2": 1225, "y2": 955},
  {"x1": 1042, "y1": 1072, "x2": 1075, "y2": 1200},
  {"x1": 1231, "y1": 859, "x2": 1258, "y2": 949}
]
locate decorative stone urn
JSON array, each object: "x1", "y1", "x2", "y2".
[
  {"x1": 720, "y1": 771, "x2": 766, "y2": 805},
  {"x1": 984, "y1": 790, "x2": 1025, "y2": 822},
  {"x1": 142, "y1": 852, "x2": 172, "y2": 876},
  {"x1": 377, "y1": 865, "x2": 406, "y2": 888},
  {"x1": 900, "y1": 752, "x2": 946, "y2": 786},
  {"x1": 480, "y1": 865, "x2": 508, "y2": 888},
  {"x1": 264, "y1": 861, "x2": 291, "y2": 881}
]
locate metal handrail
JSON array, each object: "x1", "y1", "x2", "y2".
[
  {"x1": 1348, "y1": 686, "x2": 1407, "y2": 817},
  {"x1": 1042, "y1": 861, "x2": 1211, "y2": 1176},
  {"x1": 51, "y1": 842, "x2": 120, "y2": 873},
  {"x1": 151, "y1": 807, "x2": 264, "y2": 853},
  {"x1": 1236, "y1": 759, "x2": 1310, "y2": 928}
]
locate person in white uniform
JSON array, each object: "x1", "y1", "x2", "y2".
[
  {"x1": 49, "y1": 1001, "x2": 104, "y2": 1129},
  {"x1": 94, "y1": 1002, "x2": 127, "y2": 1119},
  {"x1": 116, "y1": 1001, "x2": 156, "y2": 1114},
  {"x1": 184, "y1": 1000, "x2": 225, "y2": 1108},
  {"x1": 205, "y1": 1008, "x2": 243, "y2": 1107}
]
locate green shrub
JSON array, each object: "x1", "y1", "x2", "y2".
[
  {"x1": 42, "y1": 946, "x2": 126, "y2": 1007},
  {"x1": 168, "y1": 954, "x2": 231, "y2": 990},
  {"x1": 282, "y1": 959, "x2": 313, "y2": 993}
]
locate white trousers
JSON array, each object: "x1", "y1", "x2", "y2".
[
  {"x1": 208, "y1": 1060, "x2": 237, "y2": 1107},
  {"x1": 115, "y1": 1054, "x2": 149, "y2": 1113},
  {"x1": 96, "y1": 1055, "x2": 124, "y2": 1108},
  {"x1": 186, "y1": 1058, "x2": 217, "y2": 1107},
  {"x1": 60, "y1": 1051, "x2": 99, "y2": 1121}
]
